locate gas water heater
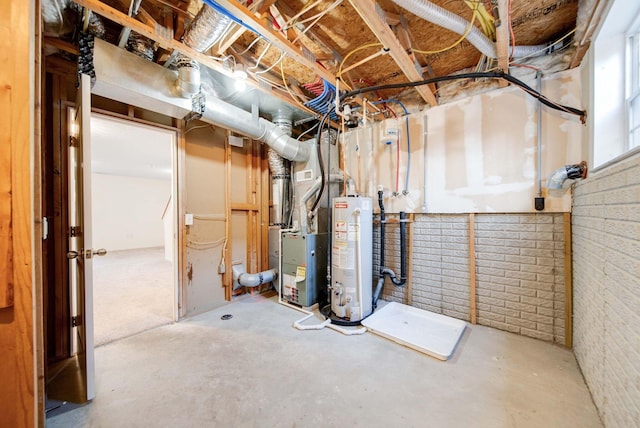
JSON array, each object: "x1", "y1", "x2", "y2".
[{"x1": 331, "y1": 196, "x2": 373, "y2": 322}]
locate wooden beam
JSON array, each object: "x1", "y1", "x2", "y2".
[
  {"x1": 216, "y1": 0, "x2": 277, "y2": 54},
  {"x1": 276, "y1": 1, "x2": 342, "y2": 63},
  {"x1": 0, "y1": 0, "x2": 36, "y2": 423},
  {"x1": 45, "y1": 55, "x2": 77, "y2": 77},
  {"x1": 73, "y1": 0, "x2": 316, "y2": 116},
  {"x1": 0, "y1": 50, "x2": 13, "y2": 309},
  {"x1": 495, "y1": 0, "x2": 510, "y2": 87},
  {"x1": 224, "y1": 132, "x2": 232, "y2": 301},
  {"x1": 231, "y1": 203, "x2": 260, "y2": 211},
  {"x1": 570, "y1": 0, "x2": 606, "y2": 68},
  {"x1": 469, "y1": 213, "x2": 477, "y2": 324},
  {"x1": 44, "y1": 37, "x2": 79, "y2": 55},
  {"x1": 564, "y1": 212, "x2": 573, "y2": 348},
  {"x1": 213, "y1": 0, "x2": 342, "y2": 87},
  {"x1": 348, "y1": 0, "x2": 437, "y2": 106},
  {"x1": 177, "y1": 120, "x2": 188, "y2": 318}
]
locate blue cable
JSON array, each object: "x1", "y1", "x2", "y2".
[
  {"x1": 372, "y1": 99, "x2": 411, "y2": 193},
  {"x1": 202, "y1": 0, "x2": 261, "y2": 36}
]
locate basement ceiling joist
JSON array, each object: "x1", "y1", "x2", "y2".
[
  {"x1": 45, "y1": 0, "x2": 587, "y2": 115},
  {"x1": 349, "y1": 0, "x2": 437, "y2": 106},
  {"x1": 72, "y1": 0, "x2": 318, "y2": 117}
]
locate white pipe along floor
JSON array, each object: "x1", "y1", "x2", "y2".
[{"x1": 47, "y1": 293, "x2": 602, "y2": 427}]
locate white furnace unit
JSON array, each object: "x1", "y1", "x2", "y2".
[{"x1": 330, "y1": 196, "x2": 373, "y2": 322}]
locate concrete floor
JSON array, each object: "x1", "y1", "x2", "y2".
[{"x1": 48, "y1": 293, "x2": 602, "y2": 427}]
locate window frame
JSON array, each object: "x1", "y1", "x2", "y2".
[{"x1": 626, "y1": 15, "x2": 640, "y2": 150}]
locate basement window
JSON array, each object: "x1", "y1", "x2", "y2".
[
  {"x1": 628, "y1": 19, "x2": 640, "y2": 150},
  {"x1": 592, "y1": 0, "x2": 640, "y2": 168}
]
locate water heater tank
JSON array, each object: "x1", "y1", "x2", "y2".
[{"x1": 331, "y1": 196, "x2": 373, "y2": 322}]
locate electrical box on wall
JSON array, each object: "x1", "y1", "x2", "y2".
[
  {"x1": 383, "y1": 126, "x2": 399, "y2": 145},
  {"x1": 281, "y1": 233, "x2": 327, "y2": 307}
]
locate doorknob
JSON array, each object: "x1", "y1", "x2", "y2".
[{"x1": 66, "y1": 249, "x2": 107, "y2": 259}]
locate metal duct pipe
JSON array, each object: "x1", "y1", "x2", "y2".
[
  {"x1": 93, "y1": 39, "x2": 311, "y2": 163},
  {"x1": 547, "y1": 162, "x2": 588, "y2": 190},
  {"x1": 201, "y1": 101, "x2": 310, "y2": 161},
  {"x1": 270, "y1": 112, "x2": 293, "y2": 226},
  {"x1": 389, "y1": 0, "x2": 563, "y2": 59}
]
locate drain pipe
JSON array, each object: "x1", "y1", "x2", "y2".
[
  {"x1": 236, "y1": 269, "x2": 278, "y2": 288},
  {"x1": 373, "y1": 190, "x2": 407, "y2": 309}
]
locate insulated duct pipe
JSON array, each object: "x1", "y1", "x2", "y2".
[
  {"x1": 176, "y1": 4, "x2": 232, "y2": 97},
  {"x1": 389, "y1": 0, "x2": 566, "y2": 59}
]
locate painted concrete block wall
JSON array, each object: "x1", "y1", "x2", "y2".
[
  {"x1": 474, "y1": 214, "x2": 565, "y2": 344},
  {"x1": 572, "y1": 152, "x2": 640, "y2": 427},
  {"x1": 375, "y1": 213, "x2": 566, "y2": 344}
]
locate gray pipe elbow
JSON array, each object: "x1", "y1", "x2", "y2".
[{"x1": 237, "y1": 269, "x2": 278, "y2": 288}]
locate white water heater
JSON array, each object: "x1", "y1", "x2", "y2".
[{"x1": 331, "y1": 196, "x2": 373, "y2": 322}]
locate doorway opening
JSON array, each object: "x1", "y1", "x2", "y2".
[{"x1": 90, "y1": 113, "x2": 177, "y2": 346}]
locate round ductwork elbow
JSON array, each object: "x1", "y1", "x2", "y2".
[
  {"x1": 175, "y1": 59, "x2": 202, "y2": 98},
  {"x1": 547, "y1": 161, "x2": 588, "y2": 190}
]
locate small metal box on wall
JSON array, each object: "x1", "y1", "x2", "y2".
[{"x1": 281, "y1": 233, "x2": 328, "y2": 307}]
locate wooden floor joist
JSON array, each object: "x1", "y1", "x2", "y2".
[
  {"x1": 495, "y1": 0, "x2": 510, "y2": 87},
  {"x1": 348, "y1": 0, "x2": 438, "y2": 106},
  {"x1": 73, "y1": 0, "x2": 317, "y2": 117}
]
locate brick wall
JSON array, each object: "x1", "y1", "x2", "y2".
[
  {"x1": 572, "y1": 152, "x2": 640, "y2": 427},
  {"x1": 474, "y1": 214, "x2": 566, "y2": 344},
  {"x1": 374, "y1": 213, "x2": 566, "y2": 344}
]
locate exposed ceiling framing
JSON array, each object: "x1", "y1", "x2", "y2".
[{"x1": 43, "y1": 0, "x2": 592, "y2": 118}]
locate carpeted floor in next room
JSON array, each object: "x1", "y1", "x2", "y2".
[
  {"x1": 93, "y1": 247, "x2": 174, "y2": 346},
  {"x1": 49, "y1": 292, "x2": 602, "y2": 427}
]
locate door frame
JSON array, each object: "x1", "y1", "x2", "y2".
[
  {"x1": 43, "y1": 100, "x2": 186, "y2": 406},
  {"x1": 89, "y1": 110, "x2": 183, "y2": 322}
]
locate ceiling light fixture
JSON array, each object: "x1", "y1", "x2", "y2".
[{"x1": 233, "y1": 63, "x2": 248, "y2": 91}]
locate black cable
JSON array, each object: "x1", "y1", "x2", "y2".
[
  {"x1": 340, "y1": 71, "x2": 586, "y2": 121},
  {"x1": 309, "y1": 111, "x2": 333, "y2": 217}
]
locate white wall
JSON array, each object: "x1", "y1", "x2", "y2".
[
  {"x1": 92, "y1": 173, "x2": 171, "y2": 251},
  {"x1": 342, "y1": 68, "x2": 585, "y2": 213}
]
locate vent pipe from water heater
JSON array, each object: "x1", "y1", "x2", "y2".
[{"x1": 270, "y1": 112, "x2": 293, "y2": 227}]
